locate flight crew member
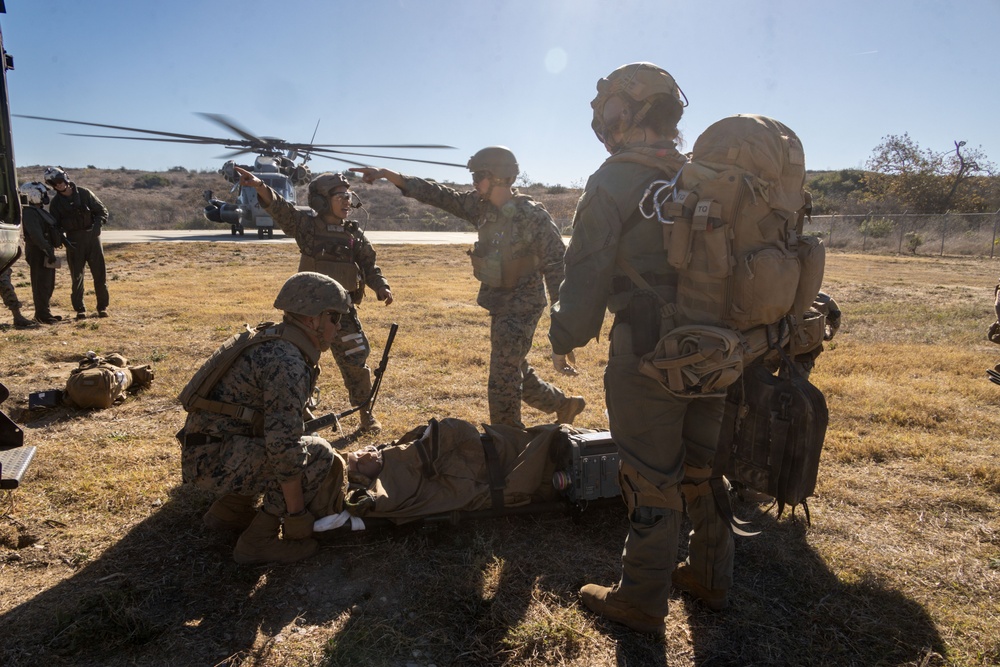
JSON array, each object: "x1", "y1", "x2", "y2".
[
  {"x1": 355, "y1": 150, "x2": 585, "y2": 429},
  {"x1": 18, "y1": 181, "x2": 62, "y2": 324},
  {"x1": 44, "y1": 167, "x2": 110, "y2": 320},
  {"x1": 549, "y1": 63, "x2": 734, "y2": 634},
  {"x1": 234, "y1": 166, "x2": 391, "y2": 434},
  {"x1": 179, "y1": 272, "x2": 350, "y2": 564}
]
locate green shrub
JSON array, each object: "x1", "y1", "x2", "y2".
[
  {"x1": 860, "y1": 217, "x2": 895, "y2": 239},
  {"x1": 132, "y1": 174, "x2": 171, "y2": 189},
  {"x1": 904, "y1": 231, "x2": 923, "y2": 254}
]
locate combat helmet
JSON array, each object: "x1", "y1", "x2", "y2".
[
  {"x1": 591, "y1": 62, "x2": 687, "y2": 143},
  {"x1": 467, "y1": 146, "x2": 519, "y2": 181},
  {"x1": 273, "y1": 272, "x2": 351, "y2": 317},
  {"x1": 19, "y1": 181, "x2": 50, "y2": 206},
  {"x1": 308, "y1": 172, "x2": 351, "y2": 213},
  {"x1": 43, "y1": 166, "x2": 69, "y2": 187}
]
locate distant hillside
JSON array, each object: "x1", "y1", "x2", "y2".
[{"x1": 20, "y1": 165, "x2": 584, "y2": 233}]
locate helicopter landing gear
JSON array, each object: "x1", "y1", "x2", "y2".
[
  {"x1": 257, "y1": 227, "x2": 274, "y2": 239},
  {"x1": 231, "y1": 223, "x2": 244, "y2": 236}
]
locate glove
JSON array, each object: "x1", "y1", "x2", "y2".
[
  {"x1": 551, "y1": 350, "x2": 579, "y2": 376},
  {"x1": 282, "y1": 510, "x2": 316, "y2": 540}
]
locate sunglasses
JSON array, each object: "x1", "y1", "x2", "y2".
[
  {"x1": 326, "y1": 311, "x2": 343, "y2": 326},
  {"x1": 471, "y1": 171, "x2": 491, "y2": 183}
]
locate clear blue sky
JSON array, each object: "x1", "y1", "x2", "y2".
[{"x1": 3, "y1": 0, "x2": 998, "y2": 186}]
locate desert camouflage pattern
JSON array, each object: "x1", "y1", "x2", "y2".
[
  {"x1": 402, "y1": 176, "x2": 570, "y2": 426},
  {"x1": 490, "y1": 310, "x2": 568, "y2": 427},
  {"x1": 181, "y1": 338, "x2": 335, "y2": 515},
  {"x1": 262, "y1": 188, "x2": 390, "y2": 412},
  {"x1": 550, "y1": 142, "x2": 734, "y2": 617},
  {"x1": 401, "y1": 176, "x2": 565, "y2": 316},
  {"x1": 0, "y1": 266, "x2": 20, "y2": 311}
]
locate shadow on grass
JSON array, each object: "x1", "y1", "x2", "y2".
[
  {"x1": 678, "y1": 501, "x2": 948, "y2": 667},
  {"x1": 0, "y1": 485, "x2": 353, "y2": 667}
]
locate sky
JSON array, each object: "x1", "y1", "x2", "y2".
[{"x1": 2, "y1": 0, "x2": 999, "y2": 186}]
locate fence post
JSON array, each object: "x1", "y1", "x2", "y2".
[
  {"x1": 862, "y1": 212, "x2": 870, "y2": 252},
  {"x1": 897, "y1": 211, "x2": 907, "y2": 254},
  {"x1": 940, "y1": 210, "x2": 949, "y2": 257},
  {"x1": 991, "y1": 208, "x2": 1000, "y2": 259},
  {"x1": 828, "y1": 215, "x2": 835, "y2": 248}
]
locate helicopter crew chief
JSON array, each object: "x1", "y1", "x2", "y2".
[
  {"x1": 354, "y1": 149, "x2": 585, "y2": 430},
  {"x1": 234, "y1": 165, "x2": 391, "y2": 434},
  {"x1": 19, "y1": 181, "x2": 63, "y2": 324},
  {"x1": 44, "y1": 167, "x2": 110, "y2": 320}
]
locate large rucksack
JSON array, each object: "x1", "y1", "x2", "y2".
[
  {"x1": 634, "y1": 114, "x2": 827, "y2": 395},
  {"x1": 64, "y1": 352, "x2": 154, "y2": 409}
]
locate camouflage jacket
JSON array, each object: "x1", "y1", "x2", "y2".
[
  {"x1": 261, "y1": 187, "x2": 390, "y2": 302},
  {"x1": 549, "y1": 143, "x2": 686, "y2": 355},
  {"x1": 183, "y1": 337, "x2": 319, "y2": 483},
  {"x1": 49, "y1": 185, "x2": 108, "y2": 234},
  {"x1": 21, "y1": 205, "x2": 58, "y2": 256},
  {"x1": 401, "y1": 176, "x2": 565, "y2": 316}
]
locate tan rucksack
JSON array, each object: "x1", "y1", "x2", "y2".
[
  {"x1": 633, "y1": 114, "x2": 826, "y2": 395},
  {"x1": 63, "y1": 352, "x2": 154, "y2": 409}
]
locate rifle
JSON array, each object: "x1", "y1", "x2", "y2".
[{"x1": 304, "y1": 322, "x2": 398, "y2": 433}]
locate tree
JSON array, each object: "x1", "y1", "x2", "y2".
[{"x1": 862, "y1": 133, "x2": 996, "y2": 213}]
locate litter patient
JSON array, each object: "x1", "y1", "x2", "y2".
[{"x1": 314, "y1": 418, "x2": 573, "y2": 532}]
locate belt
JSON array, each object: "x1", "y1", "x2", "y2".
[
  {"x1": 183, "y1": 432, "x2": 225, "y2": 447},
  {"x1": 611, "y1": 272, "x2": 675, "y2": 295}
]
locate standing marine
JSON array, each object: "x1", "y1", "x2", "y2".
[
  {"x1": 44, "y1": 167, "x2": 110, "y2": 320},
  {"x1": 549, "y1": 62, "x2": 734, "y2": 634},
  {"x1": 235, "y1": 166, "x2": 391, "y2": 434},
  {"x1": 18, "y1": 181, "x2": 62, "y2": 324},
  {"x1": 179, "y1": 272, "x2": 350, "y2": 564},
  {"x1": 355, "y1": 151, "x2": 585, "y2": 429}
]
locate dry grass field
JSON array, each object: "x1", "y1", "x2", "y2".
[{"x1": 0, "y1": 242, "x2": 998, "y2": 667}]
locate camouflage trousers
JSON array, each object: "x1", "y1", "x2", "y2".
[
  {"x1": 1, "y1": 267, "x2": 21, "y2": 311},
  {"x1": 604, "y1": 321, "x2": 734, "y2": 617},
  {"x1": 181, "y1": 434, "x2": 335, "y2": 515},
  {"x1": 329, "y1": 306, "x2": 374, "y2": 408},
  {"x1": 489, "y1": 310, "x2": 568, "y2": 428}
]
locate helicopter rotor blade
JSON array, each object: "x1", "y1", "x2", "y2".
[
  {"x1": 61, "y1": 132, "x2": 220, "y2": 145},
  {"x1": 309, "y1": 147, "x2": 466, "y2": 169},
  {"x1": 15, "y1": 114, "x2": 242, "y2": 146},
  {"x1": 309, "y1": 143, "x2": 456, "y2": 150},
  {"x1": 195, "y1": 112, "x2": 263, "y2": 144}
]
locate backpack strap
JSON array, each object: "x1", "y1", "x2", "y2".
[{"x1": 480, "y1": 425, "x2": 507, "y2": 510}]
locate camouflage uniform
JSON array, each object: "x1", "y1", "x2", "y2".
[
  {"x1": 21, "y1": 205, "x2": 59, "y2": 321},
  {"x1": 400, "y1": 176, "x2": 569, "y2": 427},
  {"x1": 262, "y1": 192, "x2": 389, "y2": 412},
  {"x1": 49, "y1": 185, "x2": 109, "y2": 315},
  {"x1": 0, "y1": 265, "x2": 21, "y2": 312},
  {"x1": 549, "y1": 144, "x2": 734, "y2": 618},
  {"x1": 181, "y1": 334, "x2": 335, "y2": 515}
]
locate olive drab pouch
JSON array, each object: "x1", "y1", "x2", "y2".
[
  {"x1": 468, "y1": 241, "x2": 504, "y2": 288},
  {"x1": 637, "y1": 325, "x2": 745, "y2": 397},
  {"x1": 716, "y1": 360, "x2": 829, "y2": 523}
]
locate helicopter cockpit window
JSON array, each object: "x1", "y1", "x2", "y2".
[{"x1": 260, "y1": 174, "x2": 295, "y2": 202}]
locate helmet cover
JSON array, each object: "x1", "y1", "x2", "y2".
[{"x1": 273, "y1": 272, "x2": 351, "y2": 317}]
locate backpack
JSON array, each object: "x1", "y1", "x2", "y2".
[
  {"x1": 63, "y1": 352, "x2": 153, "y2": 409},
  {"x1": 633, "y1": 114, "x2": 827, "y2": 395},
  {"x1": 178, "y1": 321, "x2": 319, "y2": 432},
  {"x1": 716, "y1": 360, "x2": 829, "y2": 522}
]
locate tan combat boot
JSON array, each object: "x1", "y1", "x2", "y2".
[
  {"x1": 233, "y1": 510, "x2": 318, "y2": 565},
  {"x1": 359, "y1": 410, "x2": 382, "y2": 434},
  {"x1": 671, "y1": 563, "x2": 729, "y2": 611},
  {"x1": 556, "y1": 396, "x2": 586, "y2": 425},
  {"x1": 579, "y1": 583, "x2": 665, "y2": 635},
  {"x1": 203, "y1": 493, "x2": 257, "y2": 532}
]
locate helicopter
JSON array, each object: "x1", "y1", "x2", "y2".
[{"x1": 14, "y1": 112, "x2": 467, "y2": 238}]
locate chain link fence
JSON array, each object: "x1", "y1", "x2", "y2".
[{"x1": 804, "y1": 211, "x2": 1000, "y2": 257}]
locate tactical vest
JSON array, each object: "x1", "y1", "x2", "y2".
[
  {"x1": 297, "y1": 221, "x2": 362, "y2": 293},
  {"x1": 178, "y1": 321, "x2": 321, "y2": 434},
  {"x1": 467, "y1": 196, "x2": 542, "y2": 289},
  {"x1": 54, "y1": 188, "x2": 94, "y2": 233}
]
